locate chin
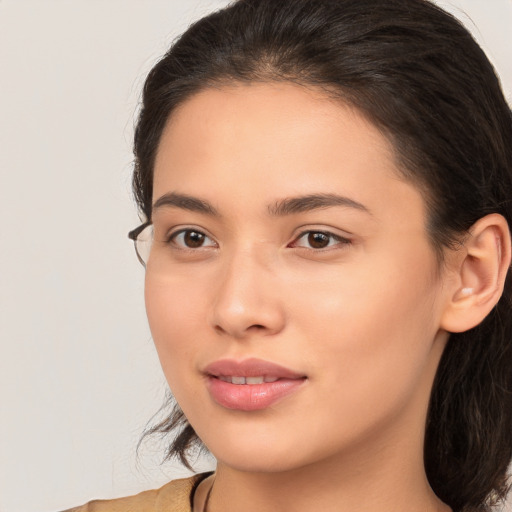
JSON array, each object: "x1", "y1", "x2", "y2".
[
  {"x1": 197, "y1": 424, "x2": 338, "y2": 475},
  {"x1": 214, "y1": 446, "x2": 309, "y2": 474}
]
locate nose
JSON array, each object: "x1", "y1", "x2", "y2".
[{"x1": 209, "y1": 247, "x2": 286, "y2": 340}]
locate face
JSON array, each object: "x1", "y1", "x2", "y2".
[{"x1": 146, "y1": 82, "x2": 452, "y2": 473}]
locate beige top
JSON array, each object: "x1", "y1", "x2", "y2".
[{"x1": 61, "y1": 473, "x2": 210, "y2": 512}]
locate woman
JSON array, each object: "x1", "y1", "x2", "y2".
[{"x1": 66, "y1": 0, "x2": 512, "y2": 511}]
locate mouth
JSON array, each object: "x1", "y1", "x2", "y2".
[
  {"x1": 217, "y1": 375, "x2": 280, "y2": 384},
  {"x1": 203, "y1": 358, "x2": 307, "y2": 411}
]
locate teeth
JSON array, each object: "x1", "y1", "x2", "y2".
[
  {"x1": 246, "y1": 376, "x2": 264, "y2": 384},
  {"x1": 217, "y1": 376, "x2": 280, "y2": 385}
]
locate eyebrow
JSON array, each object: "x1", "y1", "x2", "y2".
[
  {"x1": 152, "y1": 192, "x2": 370, "y2": 217},
  {"x1": 268, "y1": 193, "x2": 371, "y2": 216},
  {"x1": 153, "y1": 192, "x2": 219, "y2": 216}
]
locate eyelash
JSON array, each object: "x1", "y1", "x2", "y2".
[{"x1": 166, "y1": 228, "x2": 351, "y2": 252}]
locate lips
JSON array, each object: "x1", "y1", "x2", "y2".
[{"x1": 204, "y1": 358, "x2": 307, "y2": 411}]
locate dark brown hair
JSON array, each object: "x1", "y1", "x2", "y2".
[{"x1": 133, "y1": 1, "x2": 512, "y2": 510}]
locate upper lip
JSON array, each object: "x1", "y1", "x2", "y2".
[{"x1": 204, "y1": 357, "x2": 306, "y2": 379}]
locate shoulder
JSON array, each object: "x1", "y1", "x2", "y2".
[{"x1": 60, "y1": 473, "x2": 211, "y2": 512}]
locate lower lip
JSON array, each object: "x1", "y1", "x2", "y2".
[{"x1": 206, "y1": 377, "x2": 306, "y2": 411}]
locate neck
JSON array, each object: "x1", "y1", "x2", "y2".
[{"x1": 207, "y1": 433, "x2": 449, "y2": 512}]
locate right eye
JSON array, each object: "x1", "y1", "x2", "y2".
[{"x1": 167, "y1": 228, "x2": 217, "y2": 249}]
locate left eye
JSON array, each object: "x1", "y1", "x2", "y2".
[{"x1": 290, "y1": 231, "x2": 350, "y2": 250}]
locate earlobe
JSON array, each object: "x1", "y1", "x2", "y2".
[{"x1": 440, "y1": 214, "x2": 511, "y2": 333}]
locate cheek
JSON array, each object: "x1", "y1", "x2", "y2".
[
  {"x1": 290, "y1": 247, "x2": 438, "y2": 338},
  {"x1": 144, "y1": 274, "x2": 206, "y2": 378},
  {"x1": 287, "y1": 248, "x2": 441, "y2": 404}
]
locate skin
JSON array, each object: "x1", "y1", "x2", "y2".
[{"x1": 146, "y1": 82, "x2": 457, "y2": 512}]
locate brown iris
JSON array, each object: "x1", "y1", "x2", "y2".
[
  {"x1": 308, "y1": 232, "x2": 330, "y2": 249},
  {"x1": 184, "y1": 230, "x2": 206, "y2": 248}
]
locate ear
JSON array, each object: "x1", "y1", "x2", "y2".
[{"x1": 440, "y1": 213, "x2": 511, "y2": 333}]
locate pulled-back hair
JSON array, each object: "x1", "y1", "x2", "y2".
[{"x1": 133, "y1": 1, "x2": 512, "y2": 510}]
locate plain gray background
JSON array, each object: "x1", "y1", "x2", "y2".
[{"x1": 0, "y1": 1, "x2": 511, "y2": 511}]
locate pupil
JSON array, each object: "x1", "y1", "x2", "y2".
[
  {"x1": 308, "y1": 232, "x2": 329, "y2": 248},
  {"x1": 184, "y1": 231, "x2": 204, "y2": 248}
]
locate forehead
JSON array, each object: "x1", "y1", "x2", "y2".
[
  {"x1": 153, "y1": 81, "x2": 425, "y2": 225},
  {"x1": 157, "y1": 82, "x2": 395, "y2": 168}
]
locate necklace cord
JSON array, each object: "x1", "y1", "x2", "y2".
[{"x1": 202, "y1": 477, "x2": 214, "y2": 512}]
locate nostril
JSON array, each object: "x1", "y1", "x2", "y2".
[{"x1": 214, "y1": 323, "x2": 268, "y2": 336}]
